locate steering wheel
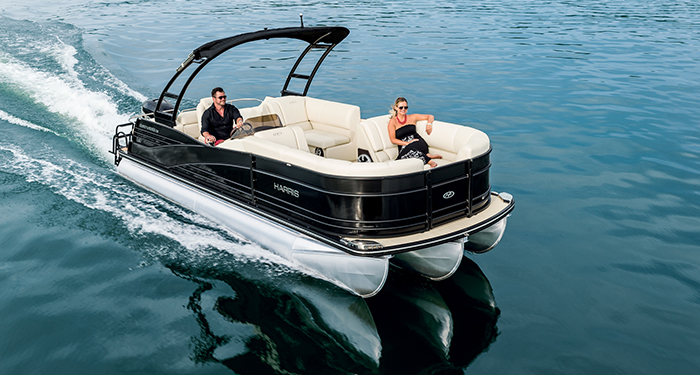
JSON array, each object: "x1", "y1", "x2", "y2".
[{"x1": 230, "y1": 122, "x2": 254, "y2": 140}]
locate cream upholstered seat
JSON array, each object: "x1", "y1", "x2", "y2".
[
  {"x1": 239, "y1": 135, "x2": 423, "y2": 177},
  {"x1": 357, "y1": 115, "x2": 398, "y2": 163},
  {"x1": 356, "y1": 115, "x2": 490, "y2": 168},
  {"x1": 174, "y1": 110, "x2": 201, "y2": 140},
  {"x1": 195, "y1": 97, "x2": 214, "y2": 141},
  {"x1": 173, "y1": 97, "x2": 214, "y2": 142},
  {"x1": 261, "y1": 96, "x2": 359, "y2": 160},
  {"x1": 304, "y1": 130, "x2": 350, "y2": 149},
  {"x1": 196, "y1": 97, "x2": 214, "y2": 121},
  {"x1": 253, "y1": 126, "x2": 309, "y2": 152}
]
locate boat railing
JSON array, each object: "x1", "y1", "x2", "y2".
[{"x1": 111, "y1": 123, "x2": 133, "y2": 166}]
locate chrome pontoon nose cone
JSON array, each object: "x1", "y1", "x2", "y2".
[
  {"x1": 498, "y1": 192, "x2": 513, "y2": 203},
  {"x1": 464, "y1": 218, "x2": 507, "y2": 254}
]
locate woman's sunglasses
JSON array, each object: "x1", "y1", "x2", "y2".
[{"x1": 398, "y1": 106, "x2": 408, "y2": 110}]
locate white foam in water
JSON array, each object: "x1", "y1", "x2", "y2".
[
  {"x1": 42, "y1": 37, "x2": 148, "y2": 102},
  {"x1": 0, "y1": 109, "x2": 61, "y2": 136},
  {"x1": 0, "y1": 143, "x2": 305, "y2": 276},
  {"x1": 0, "y1": 38, "x2": 144, "y2": 161}
]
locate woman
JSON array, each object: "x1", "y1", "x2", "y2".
[{"x1": 387, "y1": 97, "x2": 442, "y2": 168}]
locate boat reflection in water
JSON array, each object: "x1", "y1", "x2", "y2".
[
  {"x1": 174, "y1": 256, "x2": 499, "y2": 374},
  {"x1": 367, "y1": 256, "x2": 500, "y2": 374},
  {"x1": 171, "y1": 264, "x2": 381, "y2": 374}
]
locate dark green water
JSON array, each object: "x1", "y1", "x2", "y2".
[{"x1": 1, "y1": 1, "x2": 700, "y2": 374}]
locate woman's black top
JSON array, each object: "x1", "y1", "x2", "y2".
[{"x1": 396, "y1": 124, "x2": 430, "y2": 164}]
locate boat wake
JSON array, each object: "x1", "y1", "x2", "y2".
[
  {"x1": 0, "y1": 17, "x2": 145, "y2": 161},
  {"x1": 0, "y1": 109, "x2": 62, "y2": 136},
  {"x1": 0, "y1": 138, "x2": 318, "y2": 283}
]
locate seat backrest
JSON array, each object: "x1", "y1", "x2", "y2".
[
  {"x1": 262, "y1": 96, "x2": 361, "y2": 138},
  {"x1": 253, "y1": 126, "x2": 309, "y2": 152},
  {"x1": 414, "y1": 120, "x2": 490, "y2": 161},
  {"x1": 261, "y1": 96, "x2": 311, "y2": 130},
  {"x1": 175, "y1": 109, "x2": 201, "y2": 140},
  {"x1": 304, "y1": 97, "x2": 360, "y2": 137},
  {"x1": 358, "y1": 115, "x2": 398, "y2": 162},
  {"x1": 196, "y1": 97, "x2": 214, "y2": 130}
]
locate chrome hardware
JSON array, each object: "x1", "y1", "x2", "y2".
[{"x1": 340, "y1": 239, "x2": 384, "y2": 251}]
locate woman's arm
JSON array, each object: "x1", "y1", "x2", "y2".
[
  {"x1": 388, "y1": 120, "x2": 401, "y2": 145},
  {"x1": 411, "y1": 114, "x2": 435, "y2": 135}
]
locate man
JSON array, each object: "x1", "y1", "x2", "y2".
[{"x1": 201, "y1": 87, "x2": 243, "y2": 145}]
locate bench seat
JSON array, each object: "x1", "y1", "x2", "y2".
[
  {"x1": 356, "y1": 115, "x2": 490, "y2": 167},
  {"x1": 262, "y1": 96, "x2": 359, "y2": 160},
  {"x1": 218, "y1": 132, "x2": 423, "y2": 177}
]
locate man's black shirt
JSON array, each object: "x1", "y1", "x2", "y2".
[{"x1": 201, "y1": 103, "x2": 242, "y2": 140}]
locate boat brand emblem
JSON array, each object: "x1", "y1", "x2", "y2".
[
  {"x1": 443, "y1": 191, "x2": 455, "y2": 199},
  {"x1": 357, "y1": 154, "x2": 371, "y2": 163},
  {"x1": 138, "y1": 123, "x2": 159, "y2": 133},
  {"x1": 274, "y1": 182, "x2": 300, "y2": 198}
]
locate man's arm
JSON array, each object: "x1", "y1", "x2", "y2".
[
  {"x1": 228, "y1": 105, "x2": 244, "y2": 129},
  {"x1": 200, "y1": 108, "x2": 216, "y2": 143}
]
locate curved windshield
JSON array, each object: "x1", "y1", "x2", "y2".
[{"x1": 230, "y1": 113, "x2": 283, "y2": 140}]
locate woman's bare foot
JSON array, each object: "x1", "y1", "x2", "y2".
[
  {"x1": 428, "y1": 160, "x2": 437, "y2": 168},
  {"x1": 427, "y1": 153, "x2": 442, "y2": 159}
]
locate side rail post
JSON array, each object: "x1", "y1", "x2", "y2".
[{"x1": 467, "y1": 159, "x2": 473, "y2": 217}]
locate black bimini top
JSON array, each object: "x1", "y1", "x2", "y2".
[
  {"x1": 192, "y1": 26, "x2": 349, "y2": 61},
  {"x1": 154, "y1": 26, "x2": 350, "y2": 125}
]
